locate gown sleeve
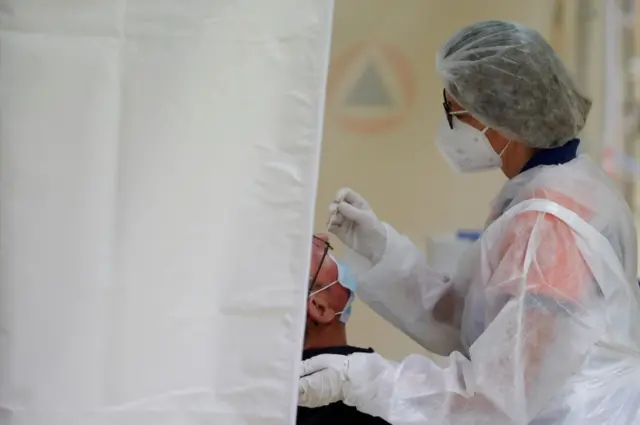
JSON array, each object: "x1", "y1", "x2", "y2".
[{"x1": 350, "y1": 223, "x2": 465, "y2": 355}]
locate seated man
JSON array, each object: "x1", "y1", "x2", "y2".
[{"x1": 297, "y1": 234, "x2": 390, "y2": 425}]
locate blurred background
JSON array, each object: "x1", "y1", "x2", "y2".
[{"x1": 314, "y1": 0, "x2": 640, "y2": 360}]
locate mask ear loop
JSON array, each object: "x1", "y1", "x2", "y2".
[
  {"x1": 498, "y1": 139, "x2": 512, "y2": 157},
  {"x1": 471, "y1": 124, "x2": 512, "y2": 159},
  {"x1": 335, "y1": 290, "x2": 354, "y2": 322},
  {"x1": 307, "y1": 280, "x2": 350, "y2": 321},
  {"x1": 307, "y1": 279, "x2": 337, "y2": 328},
  {"x1": 307, "y1": 280, "x2": 338, "y2": 298}
]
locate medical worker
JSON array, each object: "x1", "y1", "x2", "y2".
[{"x1": 298, "y1": 20, "x2": 640, "y2": 425}]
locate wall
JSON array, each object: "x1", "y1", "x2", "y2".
[{"x1": 314, "y1": 0, "x2": 570, "y2": 360}]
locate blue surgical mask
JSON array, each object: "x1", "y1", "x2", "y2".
[{"x1": 307, "y1": 254, "x2": 358, "y2": 323}]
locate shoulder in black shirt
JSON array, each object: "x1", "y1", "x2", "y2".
[{"x1": 297, "y1": 345, "x2": 391, "y2": 425}]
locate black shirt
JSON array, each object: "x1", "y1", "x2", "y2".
[{"x1": 297, "y1": 345, "x2": 391, "y2": 425}]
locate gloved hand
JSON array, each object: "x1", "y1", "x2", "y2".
[
  {"x1": 298, "y1": 352, "x2": 395, "y2": 416},
  {"x1": 327, "y1": 188, "x2": 387, "y2": 264},
  {"x1": 298, "y1": 354, "x2": 349, "y2": 408}
]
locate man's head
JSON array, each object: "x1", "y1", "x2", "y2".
[{"x1": 304, "y1": 234, "x2": 356, "y2": 349}]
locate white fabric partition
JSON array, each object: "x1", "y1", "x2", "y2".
[{"x1": 0, "y1": 1, "x2": 333, "y2": 424}]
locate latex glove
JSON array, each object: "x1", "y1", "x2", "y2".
[
  {"x1": 298, "y1": 354, "x2": 349, "y2": 408},
  {"x1": 298, "y1": 352, "x2": 395, "y2": 418},
  {"x1": 327, "y1": 188, "x2": 387, "y2": 264}
]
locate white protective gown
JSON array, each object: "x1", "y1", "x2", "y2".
[{"x1": 345, "y1": 156, "x2": 640, "y2": 425}]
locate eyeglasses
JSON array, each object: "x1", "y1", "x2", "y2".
[
  {"x1": 443, "y1": 89, "x2": 454, "y2": 129},
  {"x1": 309, "y1": 235, "x2": 333, "y2": 294},
  {"x1": 442, "y1": 89, "x2": 468, "y2": 130}
]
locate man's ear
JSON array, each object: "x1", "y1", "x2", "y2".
[{"x1": 307, "y1": 295, "x2": 336, "y2": 325}]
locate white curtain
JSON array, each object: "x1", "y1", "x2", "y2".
[{"x1": 0, "y1": 1, "x2": 333, "y2": 424}]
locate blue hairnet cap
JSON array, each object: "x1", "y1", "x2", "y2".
[{"x1": 330, "y1": 254, "x2": 358, "y2": 323}]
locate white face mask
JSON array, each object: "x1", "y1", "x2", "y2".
[
  {"x1": 435, "y1": 116, "x2": 509, "y2": 173},
  {"x1": 307, "y1": 254, "x2": 357, "y2": 323}
]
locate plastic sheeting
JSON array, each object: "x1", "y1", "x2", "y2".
[{"x1": 0, "y1": 1, "x2": 334, "y2": 424}]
